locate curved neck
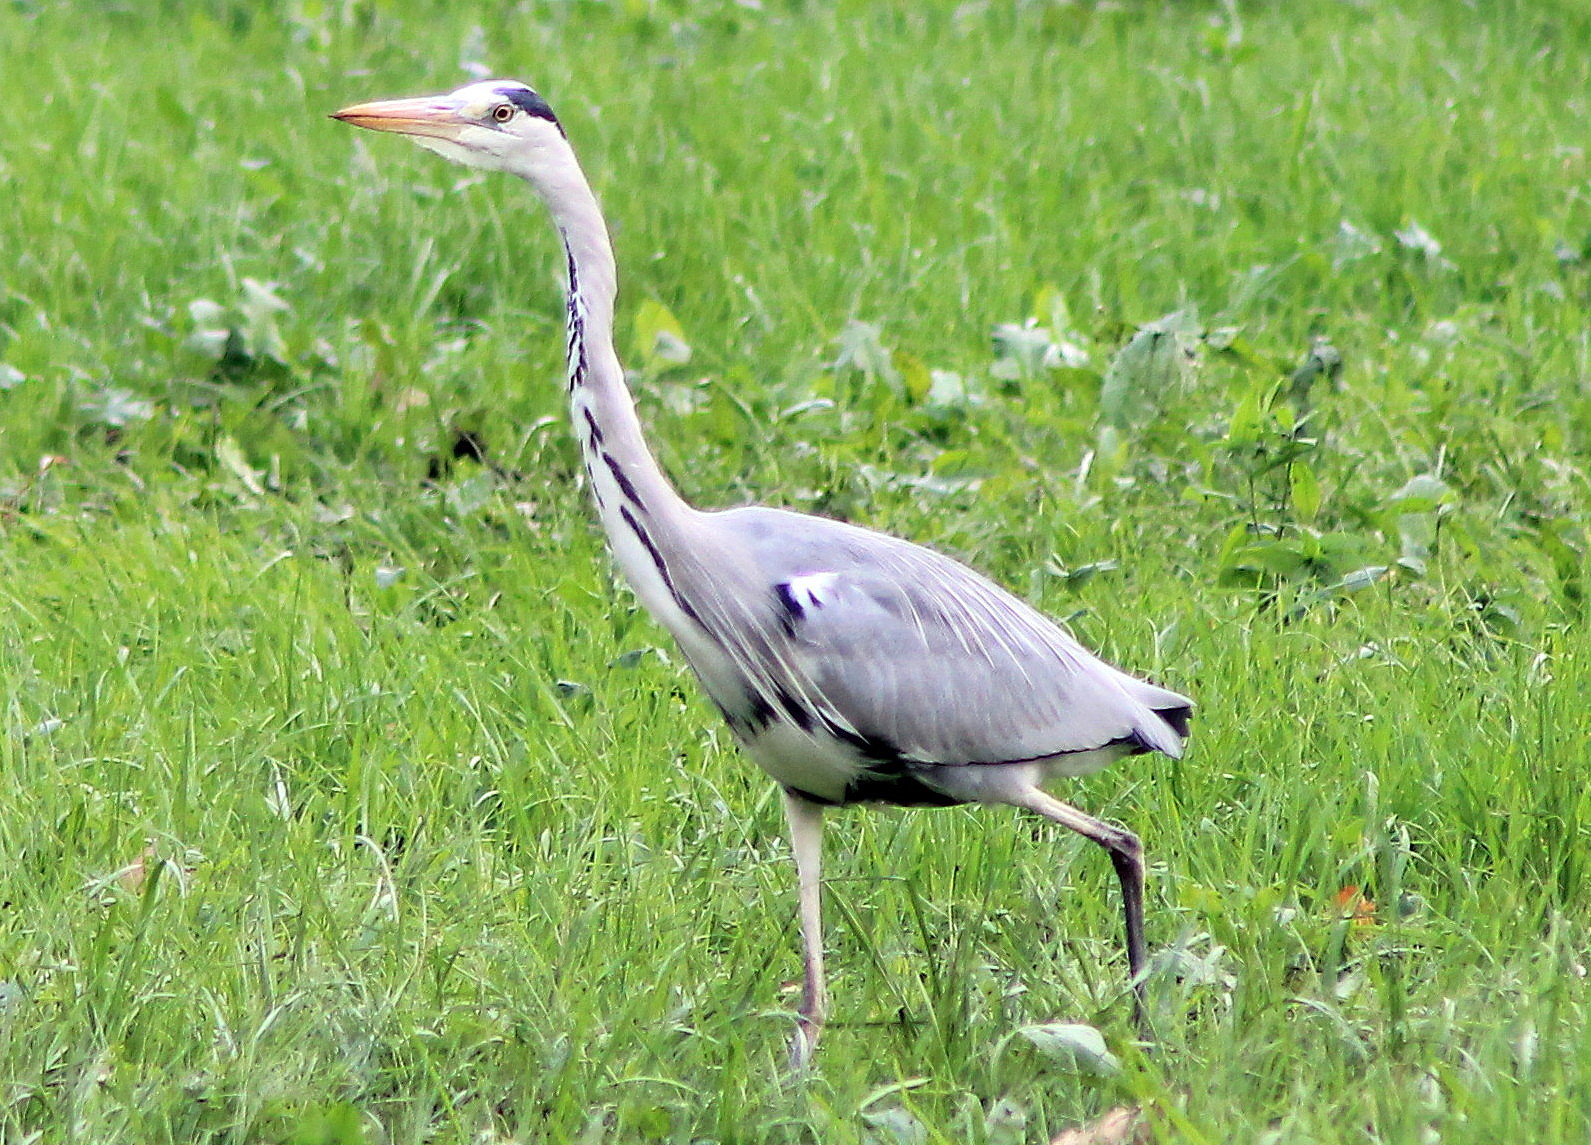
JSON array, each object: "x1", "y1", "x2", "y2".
[
  {"x1": 512, "y1": 138, "x2": 706, "y2": 634},
  {"x1": 514, "y1": 142, "x2": 689, "y2": 521}
]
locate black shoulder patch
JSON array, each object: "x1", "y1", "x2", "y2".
[
  {"x1": 773, "y1": 582, "x2": 803, "y2": 617},
  {"x1": 773, "y1": 582, "x2": 804, "y2": 635},
  {"x1": 502, "y1": 86, "x2": 563, "y2": 133}
]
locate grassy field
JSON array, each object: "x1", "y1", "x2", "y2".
[{"x1": 3, "y1": 0, "x2": 1591, "y2": 1140}]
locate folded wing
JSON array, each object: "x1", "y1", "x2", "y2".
[{"x1": 712, "y1": 507, "x2": 1190, "y2": 768}]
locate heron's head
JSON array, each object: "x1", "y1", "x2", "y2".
[{"x1": 333, "y1": 80, "x2": 565, "y2": 176}]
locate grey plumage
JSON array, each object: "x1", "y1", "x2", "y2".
[
  {"x1": 652, "y1": 506, "x2": 1187, "y2": 804},
  {"x1": 335, "y1": 78, "x2": 1193, "y2": 1071}
]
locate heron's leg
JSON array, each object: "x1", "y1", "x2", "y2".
[
  {"x1": 782, "y1": 789, "x2": 827, "y2": 1071},
  {"x1": 1008, "y1": 789, "x2": 1149, "y2": 1034}
]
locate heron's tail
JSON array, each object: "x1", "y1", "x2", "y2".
[{"x1": 1123, "y1": 680, "x2": 1193, "y2": 757}]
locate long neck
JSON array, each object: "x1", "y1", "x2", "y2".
[
  {"x1": 537, "y1": 160, "x2": 685, "y2": 513},
  {"x1": 521, "y1": 144, "x2": 706, "y2": 632}
]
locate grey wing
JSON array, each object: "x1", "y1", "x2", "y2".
[{"x1": 718, "y1": 508, "x2": 1190, "y2": 767}]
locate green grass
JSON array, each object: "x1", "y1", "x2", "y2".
[{"x1": 3, "y1": 0, "x2": 1591, "y2": 1140}]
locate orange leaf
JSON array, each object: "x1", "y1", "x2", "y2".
[{"x1": 1334, "y1": 885, "x2": 1376, "y2": 927}]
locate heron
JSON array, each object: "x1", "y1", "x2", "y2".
[{"x1": 333, "y1": 79, "x2": 1193, "y2": 1069}]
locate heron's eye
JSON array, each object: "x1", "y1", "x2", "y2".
[{"x1": 491, "y1": 103, "x2": 515, "y2": 124}]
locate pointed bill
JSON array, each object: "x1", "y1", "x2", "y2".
[{"x1": 331, "y1": 96, "x2": 469, "y2": 141}]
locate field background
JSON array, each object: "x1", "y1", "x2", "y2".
[{"x1": 3, "y1": 1, "x2": 1591, "y2": 1141}]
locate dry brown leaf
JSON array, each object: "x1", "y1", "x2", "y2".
[
  {"x1": 112, "y1": 844, "x2": 198, "y2": 897},
  {"x1": 1050, "y1": 1105, "x2": 1146, "y2": 1145},
  {"x1": 116, "y1": 845, "x2": 159, "y2": 894}
]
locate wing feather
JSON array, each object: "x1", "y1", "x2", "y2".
[{"x1": 698, "y1": 506, "x2": 1190, "y2": 767}]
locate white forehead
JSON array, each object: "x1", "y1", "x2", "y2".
[{"x1": 448, "y1": 79, "x2": 534, "y2": 107}]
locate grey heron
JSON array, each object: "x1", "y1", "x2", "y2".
[{"x1": 334, "y1": 80, "x2": 1193, "y2": 1069}]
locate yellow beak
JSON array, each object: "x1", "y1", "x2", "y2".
[{"x1": 331, "y1": 96, "x2": 469, "y2": 141}]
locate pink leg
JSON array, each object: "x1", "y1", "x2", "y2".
[{"x1": 782, "y1": 790, "x2": 828, "y2": 1071}]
